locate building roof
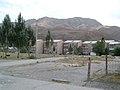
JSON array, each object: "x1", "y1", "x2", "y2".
[
  {"x1": 53, "y1": 40, "x2": 63, "y2": 42},
  {"x1": 73, "y1": 40, "x2": 82, "y2": 43},
  {"x1": 37, "y1": 39, "x2": 43, "y2": 41},
  {"x1": 110, "y1": 41, "x2": 120, "y2": 45},
  {"x1": 64, "y1": 40, "x2": 82, "y2": 43},
  {"x1": 83, "y1": 41, "x2": 97, "y2": 44},
  {"x1": 83, "y1": 40, "x2": 116, "y2": 44},
  {"x1": 105, "y1": 40, "x2": 114, "y2": 43}
]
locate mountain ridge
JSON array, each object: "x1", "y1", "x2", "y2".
[
  {"x1": 1, "y1": 17, "x2": 120, "y2": 41},
  {"x1": 25, "y1": 17, "x2": 120, "y2": 41},
  {"x1": 26, "y1": 17, "x2": 103, "y2": 29}
]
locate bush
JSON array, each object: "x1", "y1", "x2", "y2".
[
  {"x1": 113, "y1": 47, "x2": 120, "y2": 56},
  {"x1": 28, "y1": 55, "x2": 36, "y2": 59},
  {"x1": 20, "y1": 47, "x2": 27, "y2": 53}
]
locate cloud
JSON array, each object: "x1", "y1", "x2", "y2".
[{"x1": 0, "y1": 0, "x2": 120, "y2": 26}]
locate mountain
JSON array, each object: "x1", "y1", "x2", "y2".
[
  {"x1": 98, "y1": 26, "x2": 120, "y2": 40},
  {"x1": 25, "y1": 17, "x2": 120, "y2": 41},
  {"x1": 26, "y1": 17, "x2": 103, "y2": 29}
]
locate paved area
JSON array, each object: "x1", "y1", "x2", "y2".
[
  {"x1": 0, "y1": 57, "x2": 104, "y2": 90},
  {"x1": 0, "y1": 74, "x2": 102, "y2": 90},
  {"x1": 0, "y1": 57, "x2": 120, "y2": 90}
]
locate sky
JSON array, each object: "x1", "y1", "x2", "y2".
[{"x1": 0, "y1": 0, "x2": 120, "y2": 26}]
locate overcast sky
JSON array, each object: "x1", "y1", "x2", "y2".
[{"x1": 0, "y1": 0, "x2": 120, "y2": 26}]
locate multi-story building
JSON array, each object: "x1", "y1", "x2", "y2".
[
  {"x1": 64, "y1": 40, "x2": 82, "y2": 54},
  {"x1": 82, "y1": 40, "x2": 120, "y2": 55},
  {"x1": 36, "y1": 39, "x2": 44, "y2": 54},
  {"x1": 43, "y1": 40, "x2": 64, "y2": 54},
  {"x1": 109, "y1": 41, "x2": 120, "y2": 53},
  {"x1": 82, "y1": 41, "x2": 97, "y2": 55},
  {"x1": 33, "y1": 39, "x2": 120, "y2": 55},
  {"x1": 52, "y1": 40, "x2": 64, "y2": 54}
]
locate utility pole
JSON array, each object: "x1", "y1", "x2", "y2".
[{"x1": 35, "y1": 19, "x2": 38, "y2": 59}]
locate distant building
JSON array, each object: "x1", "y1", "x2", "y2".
[
  {"x1": 64, "y1": 40, "x2": 82, "y2": 54},
  {"x1": 36, "y1": 39, "x2": 44, "y2": 54},
  {"x1": 53, "y1": 40, "x2": 64, "y2": 54},
  {"x1": 109, "y1": 41, "x2": 120, "y2": 54},
  {"x1": 32, "y1": 39, "x2": 120, "y2": 55},
  {"x1": 43, "y1": 40, "x2": 64, "y2": 54},
  {"x1": 82, "y1": 40, "x2": 120, "y2": 55},
  {"x1": 82, "y1": 41, "x2": 97, "y2": 55}
]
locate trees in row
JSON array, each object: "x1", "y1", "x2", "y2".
[{"x1": 0, "y1": 13, "x2": 35, "y2": 58}]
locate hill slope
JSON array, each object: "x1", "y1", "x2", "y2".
[{"x1": 26, "y1": 17, "x2": 120, "y2": 41}]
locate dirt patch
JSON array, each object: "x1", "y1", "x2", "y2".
[{"x1": 95, "y1": 74, "x2": 120, "y2": 84}]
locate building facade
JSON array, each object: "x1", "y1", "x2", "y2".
[
  {"x1": 36, "y1": 39, "x2": 44, "y2": 54},
  {"x1": 34, "y1": 39, "x2": 120, "y2": 55},
  {"x1": 64, "y1": 40, "x2": 82, "y2": 54}
]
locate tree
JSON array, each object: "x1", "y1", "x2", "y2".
[
  {"x1": 24, "y1": 26, "x2": 36, "y2": 57},
  {"x1": 0, "y1": 15, "x2": 13, "y2": 58},
  {"x1": 92, "y1": 38, "x2": 106, "y2": 56},
  {"x1": 113, "y1": 46, "x2": 120, "y2": 56},
  {"x1": 0, "y1": 27, "x2": 4, "y2": 56},
  {"x1": 45, "y1": 31, "x2": 53, "y2": 53},
  {"x1": 13, "y1": 13, "x2": 26, "y2": 58},
  {"x1": 75, "y1": 46, "x2": 82, "y2": 55},
  {"x1": 68, "y1": 44, "x2": 73, "y2": 54}
]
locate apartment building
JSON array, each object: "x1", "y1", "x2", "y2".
[
  {"x1": 43, "y1": 40, "x2": 64, "y2": 54},
  {"x1": 82, "y1": 40, "x2": 120, "y2": 55},
  {"x1": 109, "y1": 41, "x2": 120, "y2": 52},
  {"x1": 64, "y1": 40, "x2": 82, "y2": 54},
  {"x1": 82, "y1": 41, "x2": 97, "y2": 55},
  {"x1": 36, "y1": 39, "x2": 44, "y2": 54},
  {"x1": 34, "y1": 39, "x2": 120, "y2": 55},
  {"x1": 52, "y1": 40, "x2": 64, "y2": 54}
]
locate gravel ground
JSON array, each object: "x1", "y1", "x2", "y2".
[{"x1": 0, "y1": 58, "x2": 120, "y2": 90}]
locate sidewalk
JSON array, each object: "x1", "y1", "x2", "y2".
[{"x1": 0, "y1": 74, "x2": 103, "y2": 90}]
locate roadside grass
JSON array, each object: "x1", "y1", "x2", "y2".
[
  {"x1": 0, "y1": 51, "x2": 115, "y2": 62},
  {"x1": 0, "y1": 52, "x2": 64, "y2": 60},
  {"x1": 55, "y1": 55, "x2": 115, "y2": 67},
  {"x1": 95, "y1": 73, "x2": 120, "y2": 84}
]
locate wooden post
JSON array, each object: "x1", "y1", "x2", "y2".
[
  {"x1": 105, "y1": 47, "x2": 108, "y2": 75},
  {"x1": 87, "y1": 57, "x2": 91, "y2": 81},
  {"x1": 105, "y1": 54, "x2": 108, "y2": 75}
]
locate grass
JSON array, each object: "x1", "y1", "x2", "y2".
[
  {"x1": 55, "y1": 56, "x2": 100, "y2": 67},
  {"x1": 0, "y1": 51, "x2": 115, "y2": 62},
  {"x1": 56, "y1": 55, "x2": 104, "y2": 64},
  {"x1": 0, "y1": 52, "x2": 64, "y2": 60},
  {"x1": 52, "y1": 78, "x2": 70, "y2": 84},
  {"x1": 55, "y1": 55, "x2": 116, "y2": 67},
  {"x1": 96, "y1": 74, "x2": 120, "y2": 84}
]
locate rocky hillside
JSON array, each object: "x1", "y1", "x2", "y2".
[
  {"x1": 25, "y1": 17, "x2": 120, "y2": 41},
  {"x1": 26, "y1": 17, "x2": 103, "y2": 28}
]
